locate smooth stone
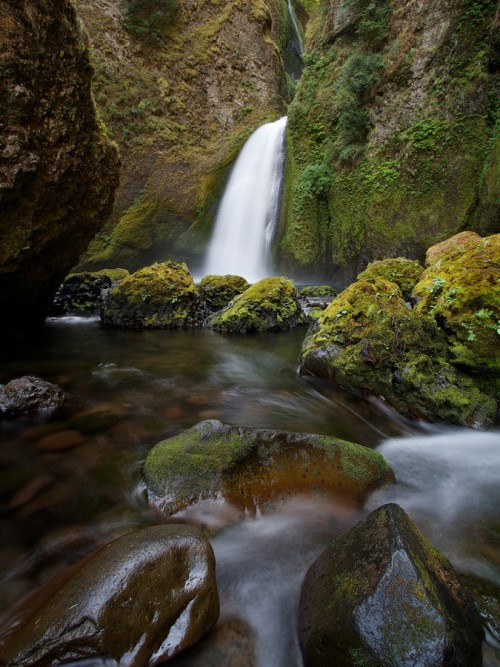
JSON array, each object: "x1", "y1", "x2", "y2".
[
  {"x1": 144, "y1": 419, "x2": 394, "y2": 515},
  {"x1": 35, "y1": 430, "x2": 87, "y2": 451},
  {"x1": 299, "y1": 503, "x2": 484, "y2": 667},
  {"x1": 0, "y1": 524, "x2": 219, "y2": 666}
]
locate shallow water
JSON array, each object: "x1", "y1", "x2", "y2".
[{"x1": 0, "y1": 317, "x2": 498, "y2": 665}]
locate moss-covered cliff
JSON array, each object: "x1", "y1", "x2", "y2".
[
  {"x1": 75, "y1": 0, "x2": 294, "y2": 272},
  {"x1": 0, "y1": 0, "x2": 120, "y2": 333},
  {"x1": 278, "y1": 0, "x2": 500, "y2": 282}
]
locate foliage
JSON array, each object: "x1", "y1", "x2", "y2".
[
  {"x1": 125, "y1": 0, "x2": 179, "y2": 43},
  {"x1": 333, "y1": 53, "x2": 384, "y2": 161}
]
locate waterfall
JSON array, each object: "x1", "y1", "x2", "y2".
[
  {"x1": 202, "y1": 116, "x2": 287, "y2": 283},
  {"x1": 288, "y1": 0, "x2": 304, "y2": 56}
]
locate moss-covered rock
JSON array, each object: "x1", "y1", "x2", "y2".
[
  {"x1": 299, "y1": 285, "x2": 338, "y2": 298},
  {"x1": 0, "y1": 525, "x2": 219, "y2": 666},
  {"x1": 299, "y1": 503, "x2": 484, "y2": 667},
  {"x1": 299, "y1": 276, "x2": 497, "y2": 427},
  {"x1": 52, "y1": 272, "x2": 112, "y2": 315},
  {"x1": 0, "y1": 0, "x2": 120, "y2": 333},
  {"x1": 412, "y1": 233, "x2": 500, "y2": 375},
  {"x1": 144, "y1": 419, "x2": 394, "y2": 514},
  {"x1": 277, "y1": 0, "x2": 499, "y2": 281},
  {"x1": 357, "y1": 257, "x2": 424, "y2": 301},
  {"x1": 197, "y1": 274, "x2": 250, "y2": 312},
  {"x1": 100, "y1": 261, "x2": 208, "y2": 329},
  {"x1": 206, "y1": 276, "x2": 305, "y2": 333}
]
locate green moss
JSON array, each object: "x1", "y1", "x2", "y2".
[
  {"x1": 100, "y1": 261, "x2": 208, "y2": 329},
  {"x1": 197, "y1": 274, "x2": 250, "y2": 311},
  {"x1": 357, "y1": 258, "x2": 424, "y2": 301},
  {"x1": 207, "y1": 277, "x2": 305, "y2": 333}
]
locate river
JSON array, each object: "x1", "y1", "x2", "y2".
[{"x1": 0, "y1": 316, "x2": 498, "y2": 665}]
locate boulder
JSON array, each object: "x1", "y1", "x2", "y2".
[
  {"x1": 299, "y1": 504, "x2": 484, "y2": 667},
  {"x1": 206, "y1": 277, "x2": 305, "y2": 333},
  {"x1": 0, "y1": 376, "x2": 64, "y2": 417},
  {"x1": 412, "y1": 232, "x2": 500, "y2": 375},
  {"x1": 100, "y1": 261, "x2": 208, "y2": 328},
  {"x1": 0, "y1": 0, "x2": 119, "y2": 333},
  {"x1": 300, "y1": 270, "x2": 497, "y2": 427},
  {"x1": 144, "y1": 420, "x2": 394, "y2": 515},
  {"x1": 51, "y1": 271, "x2": 112, "y2": 315},
  {"x1": 197, "y1": 274, "x2": 250, "y2": 312},
  {"x1": 0, "y1": 525, "x2": 219, "y2": 666}
]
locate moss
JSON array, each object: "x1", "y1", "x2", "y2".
[
  {"x1": 357, "y1": 258, "x2": 424, "y2": 301},
  {"x1": 144, "y1": 420, "x2": 394, "y2": 514},
  {"x1": 299, "y1": 285, "x2": 337, "y2": 297},
  {"x1": 100, "y1": 261, "x2": 208, "y2": 329},
  {"x1": 207, "y1": 276, "x2": 305, "y2": 333},
  {"x1": 278, "y1": 0, "x2": 498, "y2": 281},
  {"x1": 412, "y1": 233, "x2": 500, "y2": 376},
  {"x1": 197, "y1": 274, "x2": 250, "y2": 311},
  {"x1": 300, "y1": 271, "x2": 497, "y2": 427}
]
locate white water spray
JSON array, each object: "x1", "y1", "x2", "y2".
[
  {"x1": 202, "y1": 116, "x2": 287, "y2": 283},
  {"x1": 288, "y1": 0, "x2": 304, "y2": 55}
]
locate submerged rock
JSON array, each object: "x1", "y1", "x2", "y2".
[
  {"x1": 207, "y1": 277, "x2": 305, "y2": 333},
  {"x1": 299, "y1": 503, "x2": 484, "y2": 667},
  {"x1": 0, "y1": 0, "x2": 119, "y2": 333},
  {"x1": 0, "y1": 525, "x2": 219, "y2": 666},
  {"x1": 0, "y1": 377, "x2": 64, "y2": 417},
  {"x1": 100, "y1": 261, "x2": 208, "y2": 329},
  {"x1": 144, "y1": 419, "x2": 394, "y2": 515},
  {"x1": 197, "y1": 274, "x2": 250, "y2": 312}
]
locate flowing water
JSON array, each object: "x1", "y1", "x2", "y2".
[
  {"x1": 288, "y1": 0, "x2": 304, "y2": 56},
  {"x1": 202, "y1": 117, "x2": 287, "y2": 282},
  {"x1": 0, "y1": 317, "x2": 499, "y2": 665}
]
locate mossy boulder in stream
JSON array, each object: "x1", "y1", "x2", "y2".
[
  {"x1": 0, "y1": 525, "x2": 219, "y2": 666},
  {"x1": 300, "y1": 234, "x2": 500, "y2": 426},
  {"x1": 197, "y1": 274, "x2": 250, "y2": 312},
  {"x1": 299, "y1": 503, "x2": 484, "y2": 667},
  {"x1": 100, "y1": 261, "x2": 208, "y2": 328},
  {"x1": 412, "y1": 232, "x2": 500, "y2": 376},
  {"x1": 206, "y1": 277, "x2": 305, "y2": 333},
  {"x1": 144, "y1": 419, "x2": 394, "y2": 515}
]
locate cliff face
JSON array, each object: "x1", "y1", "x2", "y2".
[
  {"x1": 75, "y1": 0, "x2": 291, "y2": 272},
  {"x1": 0, "y1": 0, "x2": 120, "y2": 331},
  {"x1": 278, "y1": 0, "x2": 499, "y2": 282}
]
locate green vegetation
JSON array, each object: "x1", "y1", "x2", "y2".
[{"x1": 125, "y1": 0, "x2": 179, "y2": 43}]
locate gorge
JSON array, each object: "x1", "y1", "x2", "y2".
[{"x1": 0, "y1": 0, "x2": 499, "y2": 665}]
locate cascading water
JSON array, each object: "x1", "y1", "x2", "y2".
[
  {"x1": 202, "y1": 116, "x2": 287, "y2": 283},
  {"x1": 288, "y1": 0, "x2": 304, "y2": 56}
]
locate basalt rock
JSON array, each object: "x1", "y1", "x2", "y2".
[
  {"x1": 299, "y1": 503, "x2": 484, "y2": 667},
  {"x1": 0, "y1": 525, "x2": 219, "y2": 666},
  {"x1": 0, "y1": 0, "x2": 120, "y2": 333},
  {"x1": 207, "y1": 277, "x2": 306, "y2": 333},
  {"x1": 100, "y1": 261, "x2": 208, "y2": 329},
  {"x1": 144, "y1": 419, "x2": 394, "y2": 515},
  {"x1": 0, "y1": 376, "x2": 64, "y2": 417},
  {"x1": 197, "y1": 274, "x2": 250, "y2": 312}
]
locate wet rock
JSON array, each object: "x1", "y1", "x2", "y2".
[
  {"x1": 34, "y1": 429, "x2": 87, "y2": 451},
  {"x1": 425, "y1": 231, "x2": 482, "y2": 267},
  {"x1": 51, "y1": 272, "x2": 112, "y2": 315},
  {"x1": 144, "y1": 419, "x2": 394, "y2": 515},
  {"x1": 100, "y1": 261, "x2": 208, "y2": 329},
  {"x1": 299, "y1": 285, "x2": 337, "y2": 298},
  {"x1": 0, "y1": 524, "x2": 219, "y2": 666},
  {"x1": 0, "y1": 0, "x2": 119, "y2": 333},
  {"x1": 300, "y1": 269, "x2": 497, "y2": 427},
  {"x1": 0, "y1": 376, "x2": 64, "y2": 417},
  {"x1": 299, "y1": 503, "x2": 484, "y2": 667},
  {"x1": 69, "y1": 403, "x2": 124, "y2": 433},
  {"x1": 206, "y1": 277, "x2": 305, "y2": 333},
  {"x1": 198, "y1": 274, "x2": 250, "y2": 311}
]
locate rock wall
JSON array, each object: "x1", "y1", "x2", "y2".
[
  {"x1": 75, "y1": 0, "x2": 291, "y2": 272},
  {"x1": 278, "y1": 0, "x2": 500, "y2": 282},
  {"x1": 0, "y1": 0, "x2": 119, "y2": 332}
]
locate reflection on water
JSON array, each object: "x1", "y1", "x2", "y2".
[{"x1": 0, "y1": 318, "x2": 499, "y2": 665}]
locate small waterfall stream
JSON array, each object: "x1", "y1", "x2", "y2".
[
  {"x1": 202, "y1": 116, "x2": 287, "y2": 283},
  {"x1": 288, "y1": 0, "x2": 304, "y2": 56}
]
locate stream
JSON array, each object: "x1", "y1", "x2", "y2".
[{"x1": 0, "y1": 316, "x2": 499, "y2": 665}]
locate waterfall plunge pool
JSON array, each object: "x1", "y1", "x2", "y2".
[{"x1": 0, "y1": 318, "x2": 498, "y2": 665}]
